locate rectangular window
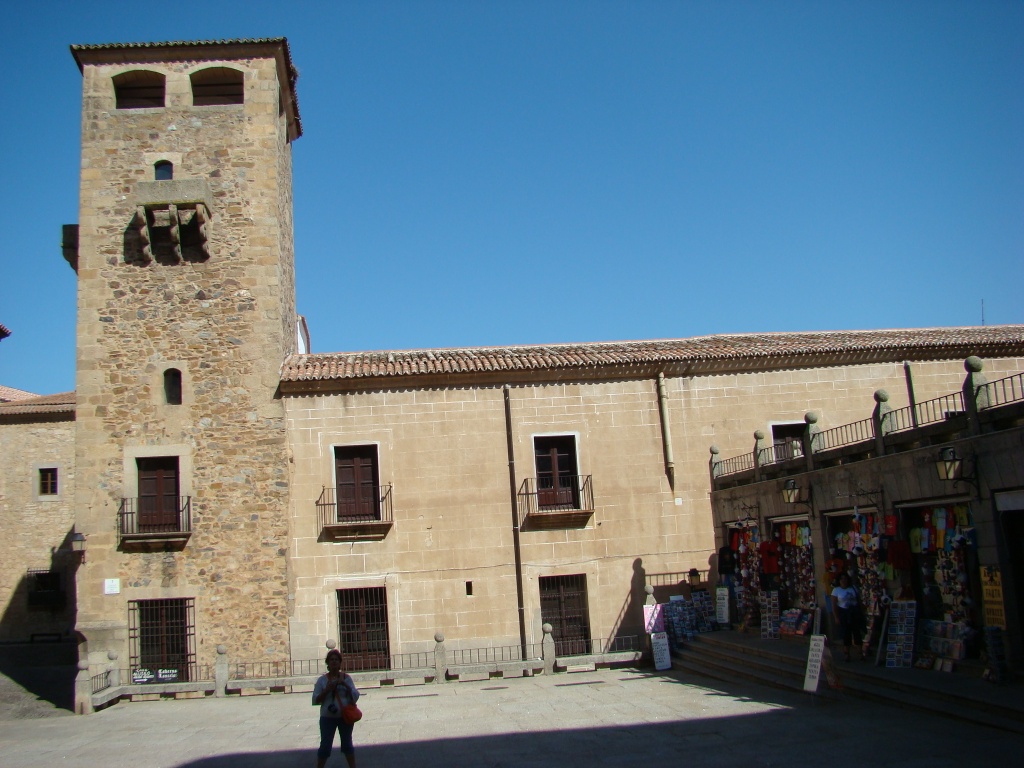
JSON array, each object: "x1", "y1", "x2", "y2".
[
  {"x1": 539, "y1": 574, "x2": 591, "y2": 656},
  {"x1": 27, "y1": 569, "x2": 65, "y2": 610},
  {"x1": 335, "y1": 446, "x2": 381, "y2": 520},
  {"x1": 771, "y1": 423, "x2": 804, "y2": 462},
  {"x1": 137, "y1": 457, "x2": 180, "y2": 532},
  {"x1": 39, "y1": 467, "x2": 58, "y2": 496},
  {"x1": 128, "y1": 598, "x2": 196, "y2": 683},
  {"x1": 533, "y1": 436, "x2": 580, "y2": 510},
  {"x1": 337, "y1": 587, "x2": 390, "y2": 672}
]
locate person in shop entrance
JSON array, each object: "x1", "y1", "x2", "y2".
[
  {"x1": 313, "y1": 648, "x2": 360, "y2": 768},
  {"x1": 831, "y1": 573, "x2": 864, "y2": 661}
]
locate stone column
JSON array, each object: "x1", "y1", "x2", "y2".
[
  {"x1": 215, "y1": 645, "x2": 228, "y2": 697},
  {"x1": 872, "y1": 389, "x2": 892, "y2": 456},
  {"x1": 74, "y1": 659, "x2": 93, "y2": 715},
  {"x1": 433, "y1": 632, "x2": 447, "y2": 682},
  {"x1": 542, "y1": 623, "x2": 555, "y2": 676},
  {"x1": 963, "y1": 356, "x2": 987, "y2": 434},
  {"x1": 753, "y1": 431, "x2": 767, "y2": 481},
  {"x1": 107, "y1": 650, "x2": 120, "y2": 689},
  {"x1": 802, "y1": 412, "x2": 820, "y2": 471}
]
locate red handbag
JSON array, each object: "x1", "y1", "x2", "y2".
[{"x1": 342, "y1": 703, "x2": 362, "y2": 724}]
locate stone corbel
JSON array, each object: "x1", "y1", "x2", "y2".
[{"x1": 135, "y1": 205, "x2": 153, "y2": 263}]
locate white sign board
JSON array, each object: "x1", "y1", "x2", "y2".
[
  {"x1": 716, "y1": 587, "x2": 730, "y2": 625},
  {"x1": 651, "y1": 631, "x2": 672, "y2": 671},
  {"x1": 104, "y1": 578, "x2": 121, "y2": 595},
  {"x1": 803, "y1": 634, "x2": 827, "y2": 692}
]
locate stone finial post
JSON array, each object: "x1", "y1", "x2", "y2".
[
  {"x1": 872, "y1": 389, "x2": 892, "y2": 455},
  {"x1": 644, "y1": 584, "x2": 656, "y2": 607},
  {"x1": 802, "y1": 412, "x2": 819, "y2": 471},
  {"x1": 215, "y1": 644, "x2": 228, "y2": 697},
  {"x1": 107, "y1": 650, "x2": 120, "y2": 689},
  {"x1": 542, "y1": 623, "x2": 555, "y2": 676},
  {"x1": 963, "y1": 356, "x2": 987, "y2": 434},
  {"x1": 75, "y1": 659, "x2": 94, "y2": 715},
  {"x1": 709, "y1": 445, "x2": 720, "y2": 482},
  {"x1": 753, "y1": 430, "x2": 767, "y2": 481},
  {"x1": 433, "y1": 632, "x2": 447, "y2": 682},
  {"x1": 325, "y1": 639, "x2": 338, "y2": 650}
]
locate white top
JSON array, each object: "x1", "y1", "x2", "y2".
[
  {"x1": 312, "y1": 672, "x2": 360, "y2": 719},
  {"x1": 831, "y1": 585, "x2": 858, "y2": 610}
]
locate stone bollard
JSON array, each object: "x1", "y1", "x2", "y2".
[
  {"x1": 433, "y1": 632, "x2": 447, "y2": 682},
  {"x1": 75, "y1": 659, "x2": 94, "y2": 715},
  {"x1": 107, "y1": 650, "x2": 120, "y2": 689},
  {"x1": 215, "y1": 645, "x2": 228, "y2": 697},
  {"x1": 542, "y1": 623, "x2": 555, "y2": 676}
]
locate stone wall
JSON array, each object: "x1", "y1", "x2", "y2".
[
  {"x1": 0, "y1": 418, "x2": 76, "y2": 641},
  {"x1": 71, "y1": 46, "x2": 297, "y2": 669},
  {"x1": 283, "y1": 356, "x2": 1023, "y2": 660}
]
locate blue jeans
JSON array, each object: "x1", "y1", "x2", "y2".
[{"x1": 318, "y1": 717, "x2": 354, "y2": 759}]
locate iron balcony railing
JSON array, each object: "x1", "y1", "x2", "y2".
[
  {"x1": 448, "y1": 643, "x2": 544, "y2": 665},
  {"x1": 232, "y1": 650, "x2": 433, "y2": 680},
  {"x1": 811, "y1": 417, "x2": 874, "y2": 452},
  {"x1": 555, "y1": 635, "x2": 640, "y2": 657},
  {"x1": 118, "y1": 496, "x2": 191, "y2": 538},
  {"x1": 713, "y1": 453, "x2": 755, "y2": 477},
  {"x1": 981, "y1": 371, "x2": 1024, "y2": 409},
  {"x1": 316, "y1": 484, "x2": 394, "y2": 528},
  {"x1": 517, "y1": 475, "x2": 594, "y2": 518},
  {"x1": 883, "y1": 391, "x2": 965, "y2": 433},
  {"x1": 757, "y1": 442, "x2": 803, "y2": 466}
]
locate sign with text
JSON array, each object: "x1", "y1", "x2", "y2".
[
  {"x1": 716, "y1": 587, "x2": 730, "y2": 624},
  {"x1": 651, "y1": 631, "x2": 672, "y2": 671},
  {"x1": 803, "y1": 634, "x2": 827, "y2": 692},
  {"x1": 981, "y1": 567, "x2": 1006, "y2": 629}
]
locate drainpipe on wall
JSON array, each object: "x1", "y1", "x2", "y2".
[
  {"x1": 503, "y1": 384, "x2": 528, "y2": 658},
  {"x1": 657, "y1": 373, "x2": 675, "y2": 490}
]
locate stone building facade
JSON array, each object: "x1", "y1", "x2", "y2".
[{"x1": 1, "y1": 39, "x2": 1023, "y2": 689}]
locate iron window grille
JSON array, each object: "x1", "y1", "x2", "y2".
[
  {"x1": 128, "y1": 598, "x2": 197, "y2": 684},
  {"x1": 337, "y1": 587, "x2": 391, "y2": 672}
]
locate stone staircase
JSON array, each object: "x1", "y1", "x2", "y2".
[{"x1": 672, "y1": 631, "x2": 1024, "y2": 734}]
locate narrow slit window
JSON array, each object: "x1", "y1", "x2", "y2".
[{"x1": 164, "y1": 369, "x2": 182, "y2": 405}]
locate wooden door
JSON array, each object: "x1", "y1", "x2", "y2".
[
  {"x1": 335, "y1": 446, "x2": 380, "y2": 520},
  {"x1": 137, "y1": 457, "x2": 179, "y2": 531}
]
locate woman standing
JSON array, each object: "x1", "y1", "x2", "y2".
[
  {"x1": 312, "y1": 649, "x2": 360, "y2": 768},
  {"x1": 831, "y1": 573, "x2": 863, "y2": 661}
]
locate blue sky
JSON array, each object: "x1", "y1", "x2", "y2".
[{"x1": 1, "y1": 1, "x2": 1021, "y2": 396}]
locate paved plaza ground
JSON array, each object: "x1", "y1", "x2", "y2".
[{"x1": 0, "y1": 665, "x2": 1020, "y2": 767}]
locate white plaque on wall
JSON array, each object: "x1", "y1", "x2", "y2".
[{"x1": 104, "y1": 578, "x2": 121, "y2": 595}]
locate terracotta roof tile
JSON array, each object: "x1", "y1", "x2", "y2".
[
  {"x1": 0, "y1": 391, "x2": 76, "y2": 418},
  {"x1": 280, "y1": 325, "x2": 1024, "y2": 389},
  {"x1": 0, "y1": 384, "x2": 38, "y2": 402}
]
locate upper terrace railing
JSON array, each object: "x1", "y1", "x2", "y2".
[
  {"x1": 711, "y1": 362, "x2": 1024, "y2": 482},
  {"x1": 981, "y1": 371, "x2": 1024, "y2": 409},
  {"x1": 811, "y1": 417, "x2": 874, "y2": 452},
  {"x1": 882, "y1": 391, "x2": 965, "y2": 434}
]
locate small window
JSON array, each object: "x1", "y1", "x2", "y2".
[
  {"x1": 113, "y1": 70, "x2": 165, "y2": 109},
  {"x1": 39, "y1": 467, "x2": 58, "y2": 496},
  {"x1": 190, "y1": 67, "x2": 244, "y2": 106},
  {"x1": 154, "y1": 161, "x2": 173, "y2": 181},
  {"x1": 164, "y1": 368, "x2": 182, "y2": 405}
]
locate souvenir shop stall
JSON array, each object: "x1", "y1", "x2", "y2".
[
  {"x1": 722, "y1": 518, "x2": 762, "y2": 630},
  {"x1": 900, "y1": 502, "x2": 981, "y2": 667},
  {"x1": 768, "y1": 517, "x2": 816, "y2": 636},
  {"x1": 823, "y1": 507, "x2": 888, "y2": 652}
]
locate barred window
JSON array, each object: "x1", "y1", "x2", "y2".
[{"x1": 128, "y1": 598, "x2": 196, "y2": 683}]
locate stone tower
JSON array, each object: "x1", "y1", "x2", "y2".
[{"x1": 67, "y1": 40, "x2": 301, "y2": 674}]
